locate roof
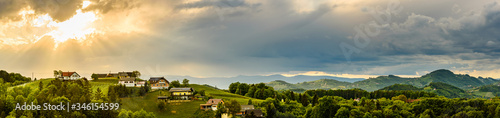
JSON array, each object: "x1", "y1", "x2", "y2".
[
  {"x1": 169, "y1": 88, "x2": 194, "y2": 92},
  {"x1": 96, "y1": 74, "x2": 108, "y2": 78},
  {"x1": 118, "y1": 72, "x2": 133, "y2": 76},
  {"x1": 206, "y1": 99, "x2": 223, "y2": 105},
  {"x1": 240, "y1": 105, "x2": 254, "y2": 111},
  {"x1": 61, "y1": 72, "x2": 77, "y2": 77},
  {"x1": 244, "y1": 109, "x2": 263, "y2": 117},
  {"x1": 149, "y1": 77, "x2": 169, "y2": 83},
  {"x1": 119, "y1": 77, "x2": 136, "y2": 81}
]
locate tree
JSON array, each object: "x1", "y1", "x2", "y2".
[
  {"x1": 91, "y1": 74, "x2": 98, "y2": 80},
  {"x1": 229, "y1": 82, "x2": 240, "y2": 93},
  {"x1": 215, "y1": 102, "x2": 227, "y2": 118},
  {"x1": 132, "y1": 71, "x2": 141, "y2": 78},
  {"x1": 182, "y1": 79, "x2": 190, "y2": 87},
  {"x1": 312, "y1": 94, "x2": 319, "y2": 106},
  {"x1": 158, "y1": 100, "x2": 166, "y2": 111},
  {"x1": 248, "y1": 99, "x2": 253, "y2": 105},
  {"x1": 171, "y1": 80, "x2": 181, "y2": 87},
  {"x1": 301, "y1": 93, "x2": 310, "y2": 107},
  {"x1": 53, "y1": 70, "x2": 59, "y2": 78},
  {"x1": 237, "y1": 83, "x2": 250, "y2": 95},
  {"x1": 198, "y1": 89, "x2": 205, "y2": 96},
  {"x1": 38, "y1": 81, "x2": 44, "y2": 90},
  {"x1": 335, "y1": 107, "x2": 349, "y2": 118},
  {"x1": 95, "y1": 88, "x2": 103, "y2": 100},
  {"x1": 225, "y1": 99, "x2": 241, "y2": 116},
  {"x1": 265, "y1": 103, "x2": 276, "y2": 118}
]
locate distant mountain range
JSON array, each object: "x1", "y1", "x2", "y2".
[
  {"x1": 266, "y1": 69, "x2": 499, "y2": 92},
  {"x1": 159, "y1": 74, "x2": 365, "y2": 89}
]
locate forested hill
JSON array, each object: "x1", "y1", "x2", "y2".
[
  {"x1": 267, "y1": 69, "x2": 499, "y2": 92},
  {"x1": 379, "y1": 84, "x2": 422, "y2": 91},
  {"x1": 380, "y1": 82, "x2": 468, "y2": 98},
  {"x1": 267, "y1": 79, "x2": 351, "y2": 90}
]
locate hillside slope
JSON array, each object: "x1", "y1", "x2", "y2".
[
  {"x1": 267, "y1": 79, "x2": 352, "y2": 90},
  {"x1": 267, "y1": 69, "x2": 499, "y2": 92}
]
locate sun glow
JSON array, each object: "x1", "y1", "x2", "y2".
[
  {"x1": 19, "y1": 1, "x2": 99, "y2": 44},
  {"x1": 45, "y1": 9, "x2": 98, "y2": 43}
]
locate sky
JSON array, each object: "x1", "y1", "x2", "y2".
[{"x1": 1, "y1": 0, "x2": 500, "y2": 79}]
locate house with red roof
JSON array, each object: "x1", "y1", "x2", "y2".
[{"x1": 59, "y1": 72, "x2": 81, "y2": 80}]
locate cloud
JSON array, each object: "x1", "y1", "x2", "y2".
[{"x1": 2, "y1": 0, "x2": 500, "y2": 79}]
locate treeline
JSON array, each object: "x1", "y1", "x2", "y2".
[
  {"x1": 0, "y1": 70, "x2": 31, "y2": 86},
  {"x1": 229, "y1": 82, "x2": 276, "y2": 99},
  {"x1": 0, "y1": 78, "x2": 155, "y2": 118},
  {"x1": 304, "y1": 89, "x2": 437, "y2": 99}
]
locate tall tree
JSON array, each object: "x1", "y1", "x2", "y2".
[
  {"x1": 91, "y1": 74, "x2": 98, "y2": 80},
  {"x1": 229, "y1": 82, "x2": 240, "y2": 93},
  {"x1": 225, "y1": 99, "x2": 241, "y2": 117},
  {"x1": 182, "y1": 79, "x2": 190, "y2": 87},
  {"x1": 132, "y1": 71, "x2": 141, "y2": 78},
  {"x1": 171, "y1": 80, "x2": 181, "y2": 87},
  {"x1": 95, "y1": 88, "x2": 103, "y2": 100}
]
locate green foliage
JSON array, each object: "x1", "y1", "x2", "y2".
[
  {"x1": 380, "y1": 84, "x2": 422, "y2": 91},
  {"x1": 193, "y1": 109, "x2": 215, "y2": 118},
  {"x1": 267, "y1": 69, "x2": 499, "y2": 92},
  {"x1": 157, "y1": 100, "x2": 166, "y2": 111},
  {"x1": 171, "y1": 80, "x2": 181, "y2": 87},
  {"x1": 335, "y1": 107, "x2": 349, "y2": 118},
  {"x1": 225, "y1": 99, "x2": 241, "y2": 116},
  {"x1": 182, "y1": 79, "x2": 190, "y2": 87},
  {"x1": 91, "y1": 73, "x2": 99, "y2": 80},
  {"x1": 0, "y1": 70, "x2": 31, "y2": 86},
  {"x1": 423, "y1": 82, "x2": 466, "y2": 98}
]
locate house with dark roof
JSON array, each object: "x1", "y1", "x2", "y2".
[
  {"x1": 95, "y1": 74, "x2": 108, "y2": 78},
  {"x1": 119, "y1": 77, "x2": 136, "y2": 87},
  {"x1": 60, "y1": 72, "x2": 80, "y2": 80},
  {"x1": 200, "y1": 99, "x2": 224, "y2": 110},
  {"x1": 244, "y1": 109, "x2": 264, "y2": 118},
  {"x1": 118, "y1": 72, "x2": 133, "y2": 78},
  {"x1": 237, "y1": 105, "x2": 255, "y2": 116},
  {"x1": 108, "y1": 73, "x2": 119, "y2": 77},
  {"x1": 169, "y1": 88, "x2": 194, "y2": 100},
  {"x1": 149, "y1": 77, "x2": 169, "y2": 89}
]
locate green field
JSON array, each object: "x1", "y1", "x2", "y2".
[
  {"x1": 90, "y1": 77, "x2": 118, "y2": 95},
  {"x1": 119, "y1": 84, "x2": 264, "y2": 118},
  {"x1": 8, "y1": 78, "x2": 54, "y2": 90},
  {"x1": 9, "y1": 78, "x2": 264, "y2": 118}
]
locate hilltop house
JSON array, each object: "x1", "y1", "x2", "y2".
[
  {"x1": 108, "y1": 73, "x2": 119, "y2": 77},
  {"x1": 200, "y1": 99, "x2": 224, "y2": 110},
  {"x1": 95, "y1": 74, "x2": 108, "y2": 78},
  {"x1": 118, "y1": 72, "x2": 133, "y2": 78},
  {"x1": 119, "y1": 77, "x2": 136, "y2": 87},
  {"x1": 244, "y1": 109, "x2": 264, "y2": 118},
  {"x1": 136, "y1": 80, "x2": 146, "y2": 87},
  {"x1": 149, "y1": 77, "x2": 169, "y2": 89},
  {"x1": 237, "y1": 105, "x2": 255, "y2": 116},
  {"x1": 169, "y1": 88, "x2": 194, "y2": 100},
  {"x1": 60, "y1": 72, "x2": 81, "y2": 80}
]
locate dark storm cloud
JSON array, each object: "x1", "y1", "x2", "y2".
[{"x1": 0, "y1": 0, "x2": 138, "y2": 22}]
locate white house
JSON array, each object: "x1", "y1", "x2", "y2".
[
  {"x1": 60, "y1": 72, "x2": 81, "y2": 80},
  {"x1": 118, "y1": 77, "x2": 136, "y2": 87}
]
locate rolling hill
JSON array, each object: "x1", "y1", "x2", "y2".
[
  {"x1": 266, "y1": 69, "x2": 499, "y2": 92},
  {"x1": 422, "y1": 82, "x2": 467, "y2": 98},
  {"x1": 379, "y1": 84, "x2": 422, "y2": 91},
  {"x1": 267, "y1": 79, "x2": 352, "y2": 90}
]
